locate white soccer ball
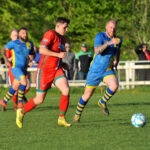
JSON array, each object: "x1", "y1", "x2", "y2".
[{"x1": 131, "y1": 113, "x2": 146, "y2": 128}]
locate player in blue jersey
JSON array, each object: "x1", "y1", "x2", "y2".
[
  {"x1": 73, "y1": 19, "x2": 122, "y2": 122},
  {"x1": 0, "y1": 27, "x2": 34, "y2": 111}
]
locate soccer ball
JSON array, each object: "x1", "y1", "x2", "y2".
[{"x1": 131, "y1": 113, "x2": 146, "y2": 128}]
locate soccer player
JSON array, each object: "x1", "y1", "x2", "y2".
[
  {"x1": 0, "y1": 27, "x2": 34, "y2": 112},
  {"x1": 4, "y1": 29, "x2": 30, "y2": 111},
  {"x1": 73, "y1": 19, "x2": 122, "y2": 122},
  {"x1": 16, "y1": 17, "x2": 71, "y2": 128}
]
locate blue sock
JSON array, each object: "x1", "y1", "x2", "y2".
[
  {"x1": 18, "y1": 84, "x2": 26, "y2": 104},
  {"x1": 75, "y1": 97, "x2": 87, "y2": 115},
  {"x1": 3, "y1": 88, "x2": 16, "y2": 104},
  {"x1": 100, "y1": 88, "x2": 115, "y2": 104}
]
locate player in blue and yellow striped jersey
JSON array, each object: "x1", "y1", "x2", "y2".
[
  {"x1": 73, "y1": 19, "x2": 122, "y2": 122},
  {"x1": 0, "y1": 27, "x2": 34, "y2": 111}
]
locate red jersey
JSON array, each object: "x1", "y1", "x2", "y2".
[{"x1": 39, "y1": 29, "x2": 66, "y2": 70}]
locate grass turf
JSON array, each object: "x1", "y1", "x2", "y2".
[{"x1": 0, "y1": 86, "x2": 150, "y2": 150}]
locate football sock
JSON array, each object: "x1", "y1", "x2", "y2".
[
  {"x1": 59, "y1": 94, "x2": 69, "y2": 117},
  {"x1": 18, "y1": 84, "x2": 26, "y2": 107},
  {"x1": 3, "y1": 87, "x2": 16, "y2": 104},
  {"x1": 100, "y1": 88, "x2": 115, "y2": 104},
  {"x1": 21, "y1": 98, "x2": 36, "y2": 115},
  {"x1": 75, "y1": 97, "x2": 87, "y2": 116},
  {"x1": 12, "y1": 94, "x2": 18, "y2": 104}
]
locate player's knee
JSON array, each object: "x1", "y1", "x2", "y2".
[
  {"x1": 111, "y1": 83, "x2": 119, "y2": 92},
  {"x1": 62, "y1": 86, "x2": 70, "y2": 95},
  {"x1": 82, "y1": 94, "x2": 90, "y2": 101},
  {"x1": 34, "y1": 97, "x2": 44, "y2": 105}
]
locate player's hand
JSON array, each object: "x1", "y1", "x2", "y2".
[
  {"x1": 109, "y1": 38, "x2": 119, "y2": 45},
  {"x1": 6, "y1": 61, "x2": 11, "y2": 67},
  {"x1": 58, "y1": 52, "x2": 67, "y2": 58}
]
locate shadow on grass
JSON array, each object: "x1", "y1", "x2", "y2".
[
  {"x1": 70, "y1": 102, "x2": 150, "y2": 109},
  {"x1": 111, "y1": 102, "x2": 150, "y2": 106},
  {"x1": 35, "y1": 105, "x2": 59, "y2": 111}
]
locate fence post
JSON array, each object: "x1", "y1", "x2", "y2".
[{"x1": 125, "y1": 61, "x2": 130, "y2": 89}]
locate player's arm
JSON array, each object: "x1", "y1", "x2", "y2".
[
  {"x1": 39, "y1": 46, "x2": 67, "y2": 59},
  {"x1": 94, "y1": 38, "x2": 119, "y2": 55},
  {"x1": 113, "y1": 48, "x2": 121, "y2": 71},
  {"x1": 1, "y1": 47, "x2": 11, "y2": 66}
]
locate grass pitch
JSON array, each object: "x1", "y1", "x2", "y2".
[{"x1": 0, "y1": 86, "x2": 150, "y2": 150}]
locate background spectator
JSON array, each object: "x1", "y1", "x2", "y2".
[
  {"x1": 0, "y1": 57, "x2": 5, "y2": 83},
  {"x1": 29, "y1": 46, "x2": 41, "y2": 83},
  {"x1": 135, "y1": 43, "x2": 150, "y2": 81},
  {"x1": 62, "y1": 43, "x2": 75, "y2": 80},
  {"x1": 75, "y1": 43, "x2": 93, "y2": 80}
]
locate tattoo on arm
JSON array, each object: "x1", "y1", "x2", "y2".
[
  {"x1": 94, "y1": 43, "x2": 109, "y2": 55},
  {"x1": 1, "y1": 47, "x2": 9, "y2": 63}
]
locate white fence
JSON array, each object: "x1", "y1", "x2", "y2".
[{"x1": 0, "y1": 61, "x2": 150, "y2": 89}]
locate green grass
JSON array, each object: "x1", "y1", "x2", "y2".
[{"x1": 0, "y1": 86, "x2": 150, "y2": 150}]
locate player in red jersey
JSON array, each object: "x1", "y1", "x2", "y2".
[{"x1": 16, "y1": 17, "x2": 71, "y2": 128}]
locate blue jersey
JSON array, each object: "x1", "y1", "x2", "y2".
[
  {"x1": 90, "y1": 32, "x2": 122, "y2": 74},
  {"x1": 5, "y1": 39, "x2": 34, "y2": 68}
]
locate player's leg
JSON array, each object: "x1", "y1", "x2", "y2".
[
  {"x1": 8, "y1": 68, "x2": 18, "y2": 110},
  {"x1": 98, "y1": 75, "x2": 119, "y2": 115},
  {"x1": 55, "y1": 76, "x2": 71, "y2": 127},
  {"x1": 22, "y1": 77, "x2": 30, "y2": 104},
  {"x1": 0, "y1": 80, "x2": 20, "y2": 111},
  {"x1": 17, "y1": 76, "x2": 27, "y2": 108},
  {"x1": 16, "y1": 91, "x2": 47, "y2": 128},
  {"x1": 73, "y1": 87, "x2": 95, "y2": 122},
  {"x1": 16, "y1": 67, "x2": 50, "y2": 128}
]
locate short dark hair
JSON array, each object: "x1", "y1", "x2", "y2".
[
  {"x1": 19, "y1": 27, "x2": 28, "y2": 33},
  {"x1": 56, "y1": 17, "x2": 70, "y2": 24}
]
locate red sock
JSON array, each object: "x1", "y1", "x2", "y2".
[
  {"x1": 21, "y1": 98, "x2": 36, "y2": 115},
  {"x1": 59, "y1": 95, "x2": 69, "y2": 117},
  {"x1": 24, "y1": 88, "x2": 29, "y2": 95},
  {"x1": 12, "y1": 95, "x2": 17, "y2": 104}
]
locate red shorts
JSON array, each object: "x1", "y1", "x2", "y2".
[{"x1": 36, "y1": 68, "x2": 65, "y2": 92}]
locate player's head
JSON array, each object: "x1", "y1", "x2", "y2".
[
  {"x1": 142, "y1": 43, "x2": 147, "y2": 52},
  {"x1": 19, "y1": 27, "x2": 28, "y2": 42},
  {"x1": 105, "y1": 19, "x2": 117, "y2": 38},
  {"x1": 65, "y1": 43, "x2": 70, "y2": 52},
  {"x1": 10, "y1": 28, "x2": 18, "y2": 41},
  {"x1": 81, "y1": 43, "x2": 87, "y2": 52},
  {"x1": 55, "y1": 17, "x2": 70, "y2": 36}
]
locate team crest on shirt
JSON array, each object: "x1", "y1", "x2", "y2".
[
  {"x1": 26, "y1": 42, "x2": 31, "y2": 49},
  {"x1": 43, "y1": 39, "x2": 48, "y2": 43}
]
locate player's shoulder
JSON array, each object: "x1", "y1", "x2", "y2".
[
  {"x1": 28, "y1": 40, "x2": 34, "y2": 45},
  {"x1": 44, "y1": 29, "x2": 55, "y2": 36},
  {"x1": 95, "y1": 32, "x2": 106, "y2": 39}
]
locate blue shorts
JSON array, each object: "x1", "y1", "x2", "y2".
[
  {"x1": 86, "y1": 69, "x2": 116, "y2": 89},
  {"x1": 11, "y1": 67, "x2": 27, "y2": 81}
]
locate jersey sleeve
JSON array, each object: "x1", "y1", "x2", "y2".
[
  {"x1": 29, "y1": 41, "x2": 35, "y2": 55},
  {"x1": 4, "y1": 41, "x2": 14, "y2": 50},
  {"x1": 94, "y1": 33, "x2": 103, "y2": 47},
  {"x1": 40, "y1": 30, "x2": 54, "y2": 48},
  {"x1": 118, "y1": 37, "x2": 122, "y2": 48}
]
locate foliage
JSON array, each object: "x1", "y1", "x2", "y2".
[{"x1": 0, "y1": 0, "x2": 150, "y2": 60}]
